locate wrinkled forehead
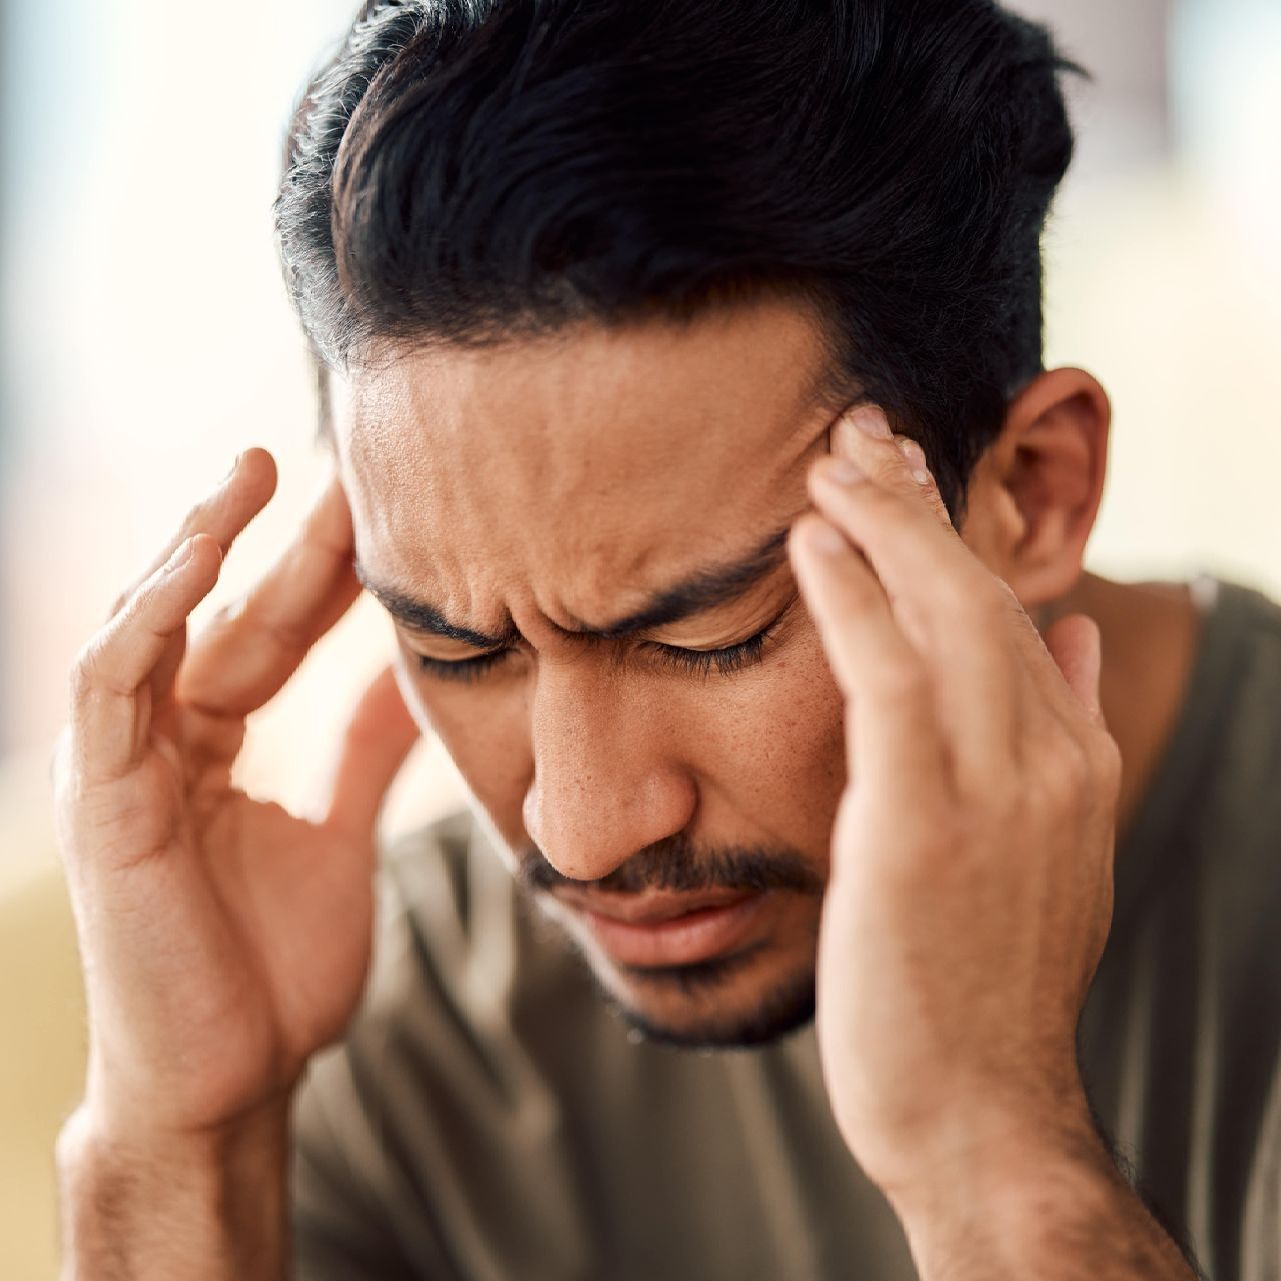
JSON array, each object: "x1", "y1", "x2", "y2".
[{"x1": 330, "y1": 301, "x2": 845, "y2": 624}]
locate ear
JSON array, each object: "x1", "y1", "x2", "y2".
[{"x1": 959, "y1": 368, "x2": 1110, "y2": 607}]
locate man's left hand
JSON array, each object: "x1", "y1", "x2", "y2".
[{"x1": 788, "y1": 405, "x2": 1121, "y2": 1213}]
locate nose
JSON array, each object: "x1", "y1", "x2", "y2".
[{"x1": 521, "y1": 665, "x2": 697, "y2": 882}]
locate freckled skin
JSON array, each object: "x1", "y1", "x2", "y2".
[{"x1": 331, "y1": 301, "x2": 864, "y2": 1044}]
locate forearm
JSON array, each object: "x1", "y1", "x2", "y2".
[
  {"x1": 57, "y1": 1102, "x2": 291, "y2": 1281},
  {"x1": 889, "y1": 1119, "x2": 1201, "y2": 1281}
]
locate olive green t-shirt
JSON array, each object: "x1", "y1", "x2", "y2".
[{"x1": 291, "y1": 577, "x2": 1281, "y2": 1280}]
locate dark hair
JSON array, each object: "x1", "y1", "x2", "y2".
[{"x1": 275, "y1": 0, "x2": 1080, "y2": 516}]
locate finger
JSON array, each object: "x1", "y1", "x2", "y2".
[
  {"x1": 788, "y1": 514, "x2": 950, "y2": 797},
  {"x1": 321, "y1": 665, "x2": 422, "y2": 844},
  {"x1": 829, "y1": 405, "x2": 956, "y2": 533},
  {"x1": 1042, "y1": 613, "x2": 1104, "y2": 726},
  {"x1": 149, "y1": 624, "x2": 188, "y2": 713},
  {"x1": 107, "y1": 450, "x2": 277, "y2": 621},
  {"x1": 116, "y1": 450, "x2": 275, "y2": 729},
  {"x1": 822, "y1": 408, "x2": 1042, "y2": 668},
  {"x1": 816, "y1": 409, "x2": 1094, "y2": 769},
  {"x1": 176, "y1": 474, "x2": 360, "y2": 721},
  {"x1": 813, "y1": 437, "x2": 981, "y2": 617},
  {"x1": 70, "y1": 535, "x2": 224, "y2": 783},
  {"x1": 812, "y1": 448, "x2": 1100, "y2": 782},
  {"x1": 808, "y1": 458, "x2": 1031, "y2": 780}
]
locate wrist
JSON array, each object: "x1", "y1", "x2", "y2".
[
  {"x1": 58, "y1": 1100, "x2": 292, "y2": 1280},
  {"x1": 874, "y1": 1082, "x2": 1107, "y2": 1222},
  {"x1": 881, "y1": 1093, "x2": 1119, "y2": 1273},
  {"x1": 59, "y1": 1093, "x2": 292, "y2": 1172},
  {"x1": 869, "y1": 1098, "x2": 1199, "y2": 1281}
]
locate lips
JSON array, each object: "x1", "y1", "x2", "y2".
[
  {"x1": 553, "y1": 887, "x2": 768, "y2": 968},
  {"x1": 555, "y1": 887, "x2": 754, "y2": 925}
]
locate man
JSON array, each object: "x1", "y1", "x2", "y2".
[{"x1": 53, "y1": 1, "x2": 1280, "y2": 1278}]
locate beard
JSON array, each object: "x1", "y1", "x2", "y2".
[
  {"x1": 597, "y1": 952, "x2": 818, "y2": 1050},
  {"x1": 514, "y1": 828, "x2": 824, "y2": 1051}
]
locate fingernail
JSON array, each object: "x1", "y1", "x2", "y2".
[
  {"x1": 839, "y1": 405, "x2": 892, "y2": 446},
  {"x1": 821, "y1": 458, "x2": 864, "y2": 486},
  {"x1": 898, "y1": 438, "x2": 932, "y2": 485},
  {"x1": 223, "y1": 451, "x2": 243, "y2": 483}
]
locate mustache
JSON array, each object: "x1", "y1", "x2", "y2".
[{"x1": 515, "y1": 830, "x2": 824, "y2": 897}]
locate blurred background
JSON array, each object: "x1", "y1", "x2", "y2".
[{"x1": 1, "y1": 0, "x2": 1278, "y2": 1274}]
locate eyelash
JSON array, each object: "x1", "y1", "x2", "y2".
[{"x1": 412, "y1": 609, "x2": 789, "y2": 685}]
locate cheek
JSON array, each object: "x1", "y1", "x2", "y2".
[
  {"x1": 686, "y1": 631, "x2": 847, "y2": 849},
  {"x1": 400, "y1": 665, "x2": 535, "y2": 847}
]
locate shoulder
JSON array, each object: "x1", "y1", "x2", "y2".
[{"x1": 1189, "y1": 579, "x2": 1281, "y2": 869}]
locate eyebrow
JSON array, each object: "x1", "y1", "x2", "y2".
[{"x1": 354, "y1": 522, "x2": 796, "y2": 651}]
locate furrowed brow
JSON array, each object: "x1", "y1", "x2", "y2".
[
  {"x1": 354, "y1": 521, "x2": 795, "y2": 650},
  {"x1": 354, "y1": 564, "x2": 519, "y2": 650},
  {"x1": 575, "y1": 523, "x2": 794, "y2": 636}
]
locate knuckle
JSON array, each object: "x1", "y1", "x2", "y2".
[
  {"x1": 1034, "y1": 732, "x2": 1093, "y2": 809},
  {"x1": 70, "y1": 630, "x2": 133, "y2": 705},
  {"x1": 69, "y1": 641, "x2": 104, "y2": 701},
  {"x1": 867, "y1": 450, "x2": 914, "y2": 493},
  {"x1": 1089, "y1": 728, "x2": 1124, "y2": 799}
]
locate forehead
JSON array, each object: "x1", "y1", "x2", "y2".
[{"x1": 332, "y1": 299, "x2": 842, "y2": 628}]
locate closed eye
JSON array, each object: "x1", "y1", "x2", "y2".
[{"x1": 411, "y1": 595, "x2": 794, "y2": 685}]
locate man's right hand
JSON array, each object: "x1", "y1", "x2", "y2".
[{"x1": 52, "y1": 449, "x2": 419, "y2": 1260}]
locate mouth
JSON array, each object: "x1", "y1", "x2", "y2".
[{"x1": 552, "y1": 888, "x2": 767, "y2": 968}]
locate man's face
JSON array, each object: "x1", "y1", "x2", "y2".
[{"x1": 334, "y1": 299, "x2": 869, "y2": 1047}]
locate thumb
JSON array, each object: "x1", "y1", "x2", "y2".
[
  {"x1": 1043, "y1": 612, "x2": 1105, "y2": 726},
  {"x1": 322, "y1": 664, "x2": 422, "y2": 844}
]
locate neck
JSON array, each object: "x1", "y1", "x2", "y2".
[{"x1": 1043, "y1": 572, "x2": 1202, "y2": 845}]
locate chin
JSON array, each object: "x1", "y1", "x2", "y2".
[{"x1": 590, "y1": 946, "x2": 818, "y2": 1051}]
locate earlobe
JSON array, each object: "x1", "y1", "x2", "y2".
[{"x1": 983, "y1": 368, "x2": 1111, "y2": 607}]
